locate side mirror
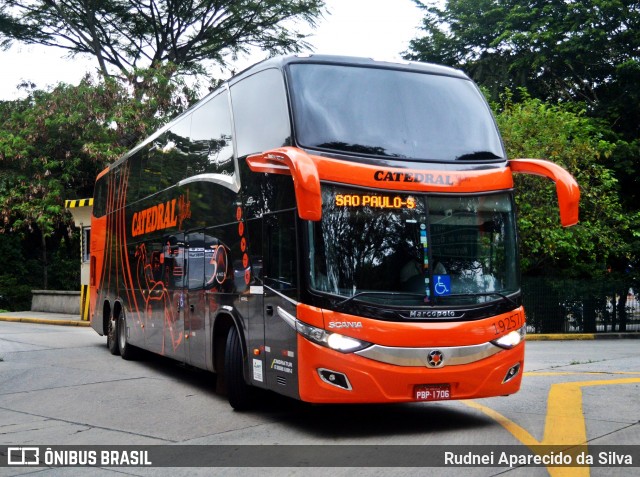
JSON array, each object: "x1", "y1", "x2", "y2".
[
  {"x1": 246, "y1": 147, "x2": 322, "y2": 221},
  {"x1": 509, "y1": 158, "x2": 580, "y2": 227}
]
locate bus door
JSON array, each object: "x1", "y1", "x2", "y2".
[
  {"x1": 262, "y1": 210, "x2": 300, "y2": 399},
  {"x1": 241, "y1": 219, "x2": 267, "y2": 388},
  {"x1": 184, "y1": 231, "x2": 209, "y2": 369}
]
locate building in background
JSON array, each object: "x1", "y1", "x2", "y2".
[{"x1": 65, "y1": 198, "x2": 93, "y2": 320}]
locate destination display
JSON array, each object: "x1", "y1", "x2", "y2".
[{"x1": 334, "y1": 194, "x2": 417, "y2": 209}]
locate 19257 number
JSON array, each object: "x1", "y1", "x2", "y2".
[{"x1": 491, "y1": 311, "x2": 524, "y2": 335}]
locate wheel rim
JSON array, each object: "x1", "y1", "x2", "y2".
[
  {"x1": 118, "y1": 315, "x2": 126, "y2": 351},
  {"x1": 108, "y1": 317, "x2": 116, "y2": 341}
]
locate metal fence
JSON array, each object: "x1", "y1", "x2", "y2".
[{"x1": 522, "y1": 277, "x2": 639, "y2": 333}]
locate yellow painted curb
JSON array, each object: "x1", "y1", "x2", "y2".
[
  {"x1": 528, "y1": 333, "x2": 595, "y2": 341},
  {"x1": 0, "y1": 316, "x2": 90, "y2": 327}
]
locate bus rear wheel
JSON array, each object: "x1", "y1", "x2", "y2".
[
  {"x1": 117, "y1": 311, "x2": 137, "y2": 360},
  {"x1": 224, "y1": 326, "x2": 254, "y2": 411},
  {"x1": 107, "y1": 315, "x2": 120, "y2": 356}
]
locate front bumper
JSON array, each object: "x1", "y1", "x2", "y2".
[{"x1": 297, "y1": 335, "x2": 524, "y2": 403}]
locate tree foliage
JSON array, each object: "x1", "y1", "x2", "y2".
[
  {"x1": 0, "y1": 0, "x2": 326, "y2": 89},
  {"x1": 493, "y1": 91, "x2": 637, "y2": 276},
  {"x1": 0, "y1": 1, "x2": 325, "y2": 301},
  {"x1": 0, "y1": 67, "x2": 197, "y2": 290},
  {"x1": 407, "y1": 0, "x2": 640, "y2": 283},
  {"x1": 405, "y1": 0, "x2": 640, "y2": 138},
  {"x1": 0, "y1": 66, "x2": 195, "y2": 229}
]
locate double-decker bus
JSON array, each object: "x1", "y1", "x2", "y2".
[{"x1": 90, "y1": 55, "x2": 579, "y2": 409}]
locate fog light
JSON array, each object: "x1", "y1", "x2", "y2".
[
  {"x1": 318, "y1": 368, "x2": 352, "y2": 390},
  {"x1": 503, "y1": 363, "x2": 521, "y2": 383}
]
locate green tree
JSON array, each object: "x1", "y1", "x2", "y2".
[
  {"x1": 407, "y1": 0, "x2": 640, "y2": 267},
  {"x1": 0, "y1": 0, "x2": 326, "y2": 91},
  {"x1": 405, "y1": 0, "x2": 640, "y2": 128},
  {"x1": 493, "y1": 91, "x2": 638, "y2": 276},
  {"x1": 494, "y1": 92, "x2": 639, "y2": 331},
  {"x1": 0, "y1": 1, "x2": 325, "y2": 305},
  {"x1": 0, "y1": 70, "x2": 196, "y2": 290}
]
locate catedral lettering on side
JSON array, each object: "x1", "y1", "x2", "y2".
[{"x1": 131, "y1": 199, "x2": 177, "y2": 237}]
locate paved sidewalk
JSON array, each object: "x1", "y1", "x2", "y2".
[
  {"x1": 0, "y1": 311, "x2": 90, "y2": 326},
  {"x1": 0, "y1": 311, "x2": 638, "y2": 339}
]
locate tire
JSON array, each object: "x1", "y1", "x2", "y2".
[
  {"x1": 224, "y1": 326, "x2": 254, "y2": 411},
  {"x1": 107, "y1": 314, "x2": 120, "y2": 356},
  {"x1": 117, "y1": 311, "x2": 137, "y2": 360}
]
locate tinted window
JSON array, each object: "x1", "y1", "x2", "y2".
[
  {"x1": 308, "y1": 185, "x2": 518, "y2": 307},
  {"x1": 231, "y1": 68, "x2": 291, "y2": 158},
  {"x1": 239, "y1": 165, "x2": 296, "y2": 218},
  {"x1": 93, "y1": 174, "x2": 108, "y2": 217},
  {"x1": 164, "y1": 115, "x2": 191, "y2": 183},
  {"x1": 139, "y1": 143, "x2": 162, "y2": 197},
  {"x1": 264, "y1": 210, "x2": 297, "y2": 295},
  {"x1": 288, "y1": 64, "x2": 504, "y2": 162},
  {"x1": 126, "y1": 150, "x2": 143, "y2": 203},
  {"x1": 189, "y1": 91, "x2": 235, "y2": 176}
]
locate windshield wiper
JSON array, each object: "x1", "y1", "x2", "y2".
[
  {"x1": 335, "y1": 291, "x2": 426, "y2": 310},
  {"x1": 438, "y1": 292, "x2": 518, "y2": 307},
  {"x1": 456, "y1": 151, "x2": 502, "y2": 161}
]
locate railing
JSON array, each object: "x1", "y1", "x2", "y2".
[{"x1": 522, "y1": 277, "x2": 639, "y2": 333}]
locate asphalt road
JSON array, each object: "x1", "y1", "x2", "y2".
[{"x1": 0, "y1": 321, "x2": 638, "y2": 477}]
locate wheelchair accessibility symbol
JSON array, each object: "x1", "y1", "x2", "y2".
[{"x1": 434, "y1": 275, "x2": 451, "y2": 296}]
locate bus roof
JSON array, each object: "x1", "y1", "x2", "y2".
[
  {"x1": 107, "y1": 54, "x2": 471, "y2": 171},
  {"x1": 230, "y1": 54, "x2": 470, "y2": 85}
]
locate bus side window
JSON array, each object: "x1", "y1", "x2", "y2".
[
  {"x1": 189, "y1": 90, "x2": 235, "y2": 177},
  {"x1": 231, "y1": 68, "x2": 291, "y2": 159},
  {"x1": 264, "y1": 210, "x2": 297, "y2": 296},
  {"x1": 126, "y1": 150, "x2": 142, "y2": 204},
  {"x1": 244, "y1": 218, "x2": 263, "y2": 287},
  {"x1": 149, "y1": 135, "x2": 171, "y2": 191},
  {"x1": 93, "y1": 175, "x2": 108, "y2": 217},
  {"x1": 163, "y1": 116, "x2": 190, "y2": 185},
  {"x1": 138, "y1": 144, "x2": 162, "y2": 198}
]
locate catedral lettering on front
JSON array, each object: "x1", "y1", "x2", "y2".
[{"x1": 89, "y1": 55, "x2": 580, "y2": 409}]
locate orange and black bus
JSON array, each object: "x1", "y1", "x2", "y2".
[{"x1": 90, "y1": 55, "x2": 579, "y2": 409}]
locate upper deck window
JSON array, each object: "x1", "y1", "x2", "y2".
[
  {"x1": 231, "y1": 68, "x2": 291, "y2": 158},
  {"x1": 288, "y1": 64, "x2": 505, "y2": 162}
]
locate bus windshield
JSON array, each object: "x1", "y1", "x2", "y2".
[
  {"x1": 308, "y1": 186, "x2": 519, "y2": 307},
  {"x1": 288, "y1": 63, "x2": 505, "y2": 161}
]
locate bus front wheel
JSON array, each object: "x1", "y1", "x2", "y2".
[{"x1": 224, "y1": 326, "x2": 254, "y2": 411}]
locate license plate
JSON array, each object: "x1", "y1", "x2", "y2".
[{"x1": 414, "y1": 384, "x2": 451, "y2": 401}]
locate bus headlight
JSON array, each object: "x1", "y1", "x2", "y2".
[
  {"x1": 296, "y1": 321, "x2": 371, "y2": 353},
  {"x1": 491, "y1": 326, "x2": 526, "y2": 349}
]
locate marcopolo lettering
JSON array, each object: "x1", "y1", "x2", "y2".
[
  {"x1": 408, "y1": 310, "x2": 460, "y2": 318},
  {"x1": 131, "y1": 199, "x2": 177, "y2": 237},
  {"x1": 373, "y1": 170, "x2": 455, "y2": 185}
]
